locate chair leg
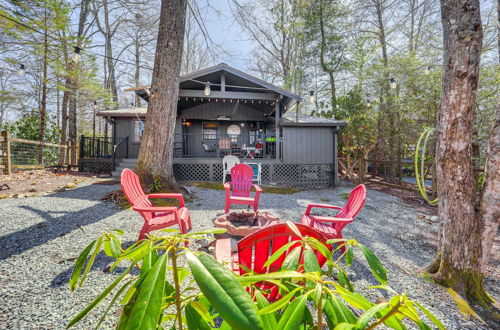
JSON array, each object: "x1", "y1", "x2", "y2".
[
  {"x1": 138, "y1": 225, "x2": 149, "y2": 241},
  {"x1": 225, "y1": 202, "x2": 230, "y2": 214}
]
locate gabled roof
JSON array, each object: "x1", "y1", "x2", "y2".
[{"x1": 180, "y1": 63, "x2": 301, "y2": 101}]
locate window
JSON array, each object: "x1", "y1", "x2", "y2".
[
  {"x1": 133, "y1": 120, "x2": 144, "y2": 143},
  {"x1": 203, "y1": 123, "x2": 219, "y2": 140}
]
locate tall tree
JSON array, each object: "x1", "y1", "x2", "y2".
[
  {"x1": 135, "y1": 0, "x2": 188, "y2": 186},
  {"x1": 425, "y1": 0, "x2": 496, "y2": 310}
]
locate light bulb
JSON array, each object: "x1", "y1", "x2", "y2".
[
  {"x1": 308, "y1": 90, "x2": 315, "y2": 104},
  {"x1": 389, "y1": 78, "x2": 396, "y2": 89},
  {"x1": 204, "y1": 81, "x2": 211, "y2": 96},
  {"x1": 72, "y1": 46, "x2": 81, "y2": 63},
  {"x1": 367, "y1": 100, "x2": 371, "y2": 107},
  {"x1": 425, "y1": 66, "x2": 430, "y2": 75},
  {"x1": 17, "y1": 64, "x2": 25, "y2": 76}
]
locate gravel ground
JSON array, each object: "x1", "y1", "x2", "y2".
[{"x1": 0, "y1": 180, "x2": 497, "y2": 329}]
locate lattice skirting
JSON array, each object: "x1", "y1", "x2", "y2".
[
  {"x1": 174, "y1": 163, "x2": 334, "y2": 187},
  {"x1": 79, "y1": 158, "x2": 113, "y2": 173}
]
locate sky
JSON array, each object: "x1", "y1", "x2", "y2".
[{"x1": 201, "y1": 0, "x2": 253, "y2": 71}]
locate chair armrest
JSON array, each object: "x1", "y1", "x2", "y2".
[
  {"x1": 305, "y1": 203, "x2": 342, "y2": 216},
  {"x1": 252, "y1": 184, "x2": 262, "y2": 192},
  {"x1": 132, "y1": 206, "x2": 178, "y2": 213},
  {"x1": 147, "y1": 193, "x2": 185, "y2": 207},
  {"x1": 309, "y1": 216, "x2": 353, "y2": 223},
  {"x1": 215, "y1": 238, "x2": 233, "y2": 267}
]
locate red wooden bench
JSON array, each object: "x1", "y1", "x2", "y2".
[{"x1": 215, "y1": 222, "x2": 329, "y2": 302}]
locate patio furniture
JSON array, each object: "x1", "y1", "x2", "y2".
[
  {"x1": 244, "y1": 162, "x2": 262, "y2": 185},
  {"x1": 215, "y1": 222, "x2": 329, "y2": 302},
  {"x1": 202, "y1": 141, "x2": 216, "y2": 154},
  {"x1": 300, "y1": 184, "x2": 366, "y2": 252},
  {"x1": 224, "y1": 163, "x2": 262, "y2": 213},
  {"x1": 254, "y1": 142, "x2": 264, "y2": 158},
  {"x1": 222, "y1": 155, "x2": 240, "y2": 184},
  {"x1": 242, "y1": 144, "x2": 256, "y2": 159},
  {"x1": 218, "y1": 137, "x2": 231, "y2": 157},
  {"x1": 121, "y1": 169, "x2": 192, "y2": 240}
]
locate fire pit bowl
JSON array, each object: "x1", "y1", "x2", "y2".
[{"x1": 213, "y1": 211, "x2": 282, "y2": 237}]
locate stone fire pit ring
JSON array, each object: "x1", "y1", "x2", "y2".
[{"x1": 213, "y1": 211, "x2": 282, "y2": 237}]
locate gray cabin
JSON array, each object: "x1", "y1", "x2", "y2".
[{"x1": 80, "y1": 63, "x2": 346, "y2": 187}]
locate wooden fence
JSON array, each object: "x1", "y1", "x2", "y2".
[{"x1": 0, "y1": 130, "x2": 79, "y2": 174}]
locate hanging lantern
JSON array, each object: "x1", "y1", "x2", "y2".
[
  {"x1": 204, "y1": 81, "x2": 211, "y2": 96},
  {"x1": 308, "y1": 91, "x2": 315, "y2": 104},
  {"x1": 72, "y1": 46, "x2": 82, "y2": 63},
  {"x1": 17, "y1": 64, "x2": 25, "y2": 76},
  {"x1": 390, "y1": 78, "x2": 396, "y2": 89}
]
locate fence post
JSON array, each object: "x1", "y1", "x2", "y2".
[{"x1": 1, "y1": 130, "x2": 11, "y2": 175}]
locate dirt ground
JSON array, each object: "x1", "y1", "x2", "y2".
[{"x1": 0, "y1": 168, "x2": 100, "y2": 198}]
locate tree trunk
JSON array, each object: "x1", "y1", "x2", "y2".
[
  {"x1": 38, "y1": 10, "x2": 48, "y2": 165},
  {"x1": 135, "y1": 0, "x2": 188, "y2": 187},
  {"x1": 135, "y1": 36, "x2": 142, "y2": 107},
  {"x1": 426, "y1": 0, "x2": 492, "y2": 309},
  {"x1": 58, "y1": 88, "x2": 69, "y2": 165}
]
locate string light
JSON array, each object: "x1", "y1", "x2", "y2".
[
  {"x1": 17, "y1": 64, "x2": 25, "y2": 76},
  {"x1": 72, "y1": 46, "x2": 81, "y2": 63},
  {"x1": 390, "y1": 78, "x2": 397, "y2": 89},
  {"x1": 204, "y1": 81, "x2": 211, "y2": 96},
  {"x1": 425, "y1": 66, "x2": 431, "y2": 75},
  {"x1": 367, "y1": 100, "x2": 371, "y2": 107},
  {"x1": 308, "y1": 91, "x2": 315, "y2": 104}
]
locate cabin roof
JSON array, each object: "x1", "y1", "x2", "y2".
[
  {"x1": 280, "y1": 112, "x2": 347, "y2": 127},
  {"x1": 97, "y1": 107, "x2": 147, "y2": 117}
]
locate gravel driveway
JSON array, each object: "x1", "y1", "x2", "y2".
[{"x1": 0, "y1": 180, "x2": 497, "y2": 329}]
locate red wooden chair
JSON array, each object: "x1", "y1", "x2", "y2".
[
  {"x1": 300, "y1": 184, "x2": 366, "y2": 252},
  {"x1": 120, "y1": 169, "x2": 192, "y2": 240},
  {"x1": 215, "y1": 222, "x2": 329, "y2": 302},
  {"x1": 224, "y1": 163, "x2": 262, "y2": 214}
]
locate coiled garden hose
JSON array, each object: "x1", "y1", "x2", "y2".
[{"x1": 415, "y1": 128, "x2": 438, "y2": 205}]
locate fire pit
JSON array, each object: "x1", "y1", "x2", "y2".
[{"x1": 213, "y1": 211, "x2": 282, "y2": 237}]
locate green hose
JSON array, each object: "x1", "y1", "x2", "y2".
[{"x1": 415, "y1": 128, "x2": 438, "y2": 205}]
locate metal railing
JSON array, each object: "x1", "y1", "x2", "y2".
[{"x1": 174, "y1": 133, "x2": 279, "y2": 159}]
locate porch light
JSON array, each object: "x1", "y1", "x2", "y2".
[
  {"x1": 240, "y1": 123, "x2": 245, "y2": 127},
  {"x1": 367, "y1": 100, "x2": 371, "y2": 107},
  {"x1": 308, "y1": 91, "x2": 315, "y2": 104},
  {"x1": 17, "y1": 64, "x2": 25, "y2": 76},
  {"x1": 425, "y1": 66, "x2": 431, "y2": 75},
  {"x1": 389, "y1": 78, "x2": 396, "y2": 89},
  {"x1": 204, "y1": 81, "x2": 211, "y2": 96},
  {"x1": 72, "y1": 46, "x2": 81, "y2": 63}
]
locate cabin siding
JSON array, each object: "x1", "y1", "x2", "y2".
[
  {"x1": 180, "y1": 102, "x2": 265, "y2": 121},
  {"x1": 282, "y1": 127, "x2": 334, "y2": 164}
]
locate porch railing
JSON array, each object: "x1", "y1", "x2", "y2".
[{"x1": 174, "y1": 133, "x2": 280, "y2": 159}]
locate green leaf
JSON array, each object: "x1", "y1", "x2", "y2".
[
  {"x1": 337, "y1": 267, "x2": 354, "y2": 292},
  {"x1": 276, "y1": 294, "x2": 307, "y2": 330},
  {"x1": 69, "y1": 240, "x2": 96, "y2": 291},
  {"x1": 280, "y1": 246, "x2": 301, "y2": 271},
  {"x1": 189, "y1": 300, "x2": 215, "y2": 326},
  {"x1": 333, "y1": 323, "x2": 356, "y2": 330},
  {"x1": 412, "y1": 301, "x2": 445, "y2": 330},
  {"x1": 186, "y1": 251, "x2": 263, "y2": 330},
  {"x1": 305, "y1": 236, "x2": 332, "y2": 261},
  {"x1": 67, "y1": 263, "x2": 134, "y2": 328},
  {"x1": 258, "y1": 287, "x2": 303, "y2": 315},
  {"x1": 355, "y1": 302, "x2": 389, "y2": 328},
  {"x1": 358, "y1": 244, "x2": 387, "y2": 284},
  {"x1": 184, "y1": 228, "x2": 226, "y2": 236},
  {"x1": 185, "y1": 303, "x2": 212, "y2": 330},
  {"x1": 109, "y1": 237, "x2": 122, "y2": 258},
  {"x1": 95, "y1": 280, "x2": 133, "y2": 329},
  {"x1": 345, "y1": 246, "x2": 354, "y2": 267},
  {"x1": 141, "y1": 250, "x2": 159, "y2": 277},
  {"x1": 303, "y1": 247, "x2": 321, "y2": 274},
  {"x1": 263, "y1": 241, "x2": 300, "y2": 268},
  {"x1": 79, "y1": 236, "x2": 103, "y2": 287},
  {"x1": 119, "y1": 240, "x2": 150, "y2": 261},
  {"x1": 323, "y1": 295, "x2": 357, "y2": 327},
  {"x1": 285, "y1": 221, "x2": 303, "y2": 238},
  {"x1": 333, "y1": 284, "x2": 373, "y2": 310},
  {"x1": 113, "y1": 229, "x2": 124, "y2": 235},
  {"x1": 255, "y1": 291, "x2": 278, "y2": 330},
  {"x1": 119, "y1": 253, "x2": 168, "y2": 330},
  {"x1": 238, "y1": 271, "x2": 305, "y2": 286}
]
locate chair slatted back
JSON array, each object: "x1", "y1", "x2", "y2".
[
  {"x1": 230, "y1": 164, "x2": 253, "y2": 197},
  {"x1": 336, "y1": 184, "x2": 366, "y2": 222},
  {"x1": 121, "y1": 169, "x2": 153, "y2": 221},
  {"x1": 236, "y1": 223, "x2": 328, "y2": 301}
]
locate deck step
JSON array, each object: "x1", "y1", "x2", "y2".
[{"x1": 112, "y1": 159, "x2": 137, "y2": 177}]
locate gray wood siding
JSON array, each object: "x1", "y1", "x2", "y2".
[
  {"x1": 181, "y1": 102, "x2": 264, "y2": 121},
  {"x1": 282, "y1": 127, "x2": 334, "y2": 164}
]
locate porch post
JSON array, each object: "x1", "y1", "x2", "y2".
[{"x1": 275, "y1": 97, "x2": 281, "y2": 160}]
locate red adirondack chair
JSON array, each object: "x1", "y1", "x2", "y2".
[
  {"x1": 120, "y1": 169, "x2": 192, "y2": 240},
  {"x1": 300, "y1": 184, "x2": 366, "y2": 252},
  {"x1": 215, "y1": 222, "x2": 329, "y2": 302},
  {"x1": 224, "y1": 163, "x2": 262, "y2": 214}
]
